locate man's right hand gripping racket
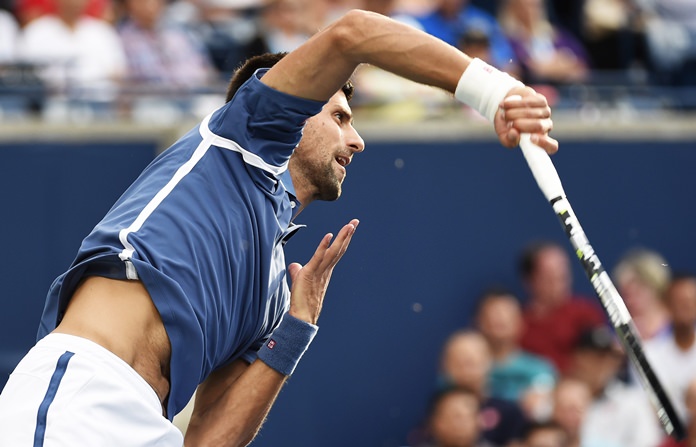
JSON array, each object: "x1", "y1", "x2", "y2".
[{"x1": 518, "y1": 133, "x2": 685, "y2": 440}]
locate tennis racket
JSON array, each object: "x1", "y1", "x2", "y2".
[{"x1": 519, "y1": 133, "x2": 685, "y2": 440}]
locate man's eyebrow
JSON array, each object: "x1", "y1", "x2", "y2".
[{"x1": 336, "y1": 104, "x2": 354, "y2": 124}]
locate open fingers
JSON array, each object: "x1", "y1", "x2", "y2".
[{"x1": 305, "y1": 219, "x2": 360, "y2": 273}]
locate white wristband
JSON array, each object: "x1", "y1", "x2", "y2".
[{"x1": 454, "y1": 58, "x2": 524, "y2": 122}]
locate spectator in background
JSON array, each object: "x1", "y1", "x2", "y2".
[
  {"x1": 361, "y1": 0, "x2": 424, "y2": 28},
  {"x1": 414, "y1": 0, "x2": 518, "y2": 73},
  {"x1": 16, "y1": 0, "x2": 126, "y2": 95},
  {"x1": 15, "y1": 0, "x2": 113, "y2": 25},
  {"x1": 396, "y1": 0, "x2": 433, "y2": 15},
  {"x1": 523, "y1": 420, "x2": 570, "y2": 447},
  {"x1": 418, "y1": 387, "x2": 493, "y2": 447},
  {"x1": 549, "y1": 378, "x2": 592, "y2": 447},
  {"x1": 545, "y1": 0, "x2": 584, "y2": 43},
  {"x1": 498, "y1": 0, "x2": 589, "y2": 87},
  {"x1": 613, "y1": 247, "x2": 671, "y2": 341},
  {"x1": 645, "y1": 273, "x2": 696, "y2": 423},
  {"x1": 259, "y1": 0, "x2": 313, "y2": 53},
  {"x1": 118, "y1": 0, "x2": 215, "y2": 89},
  {"x1": 165, "y1": 0, "x2": 267, "y2": 76},
  {"x1": 474, "y1": 288, "x2": 557, "y2": 419},
  {"x1": 567, "y1": 326, "x2": 664, "y2": 447},
  {"x1": 457, "y1": 27, "x2": 494, "y2": 65},
  {"x1": 0, "y1": 0, "x2": 14, "y2": 11},
  {"x1": 163, "y1": 0, "x2": 200, "y2": 25},
  {"x1": 314, "y1": 0, "x2": 364, "y2": 27},
  {"x1": 439, "y1": 330, "x2": 529, "y2": 447},
  {"x1": 0, "y1": 7, "x2": 45, "y2": 117},
  {"x1": 581, "y1": 0, "x2": 648, "y2": 72},
  {"x1": 639, "y1": 0, "x2": 696, "y2": 86},
  {"x1": 659, "y1": 377, "x2": 696, "y2": 447},
  {"x1": 517, "y1": 241, "x2": 606, "y2": 374},
  {"x1": 0, "y1": 9, "x2": 19, "y2": 63},
  {"x1": 549, "y1": 377, "x2": 592, "y2": 447}
]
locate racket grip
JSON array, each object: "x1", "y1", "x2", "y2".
[{"x1": 519, "y1": 133, "x2": 566, "y2": 201}]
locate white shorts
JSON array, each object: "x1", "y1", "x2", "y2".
[{"x1": 0, "y1": 333, "x2": 184, "y2": 447}]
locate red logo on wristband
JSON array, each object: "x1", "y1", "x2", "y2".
[{"x1": 267, "y1": 339, "x2": 276, "y2": 349}]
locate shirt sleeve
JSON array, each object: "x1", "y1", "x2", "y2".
[{"x1": 207, "y1": 68, "x2": 326, "y2": 169}]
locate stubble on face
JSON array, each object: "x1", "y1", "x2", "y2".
[
  {"x1": 303, "y1": 143, "x2": 342, "y2": 202},
  {"x1": 291, "y1": 117, "x2": 343, "y2": 203}
]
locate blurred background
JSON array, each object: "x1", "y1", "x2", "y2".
[
  {"x1": 1, "y1": 0, "x2": 696, "y2": 446},
  {"x1": 0, "y1": 0, "x2": 695, "y2": 121}
]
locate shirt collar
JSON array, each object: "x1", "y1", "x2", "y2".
[
  {"x1": 278, "y1": 169, "x2": 305, "y2": 245},
  {"x1": 279, "y1": 169, "x2": 301, "y2": 219}
]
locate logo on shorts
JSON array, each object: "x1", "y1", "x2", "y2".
[{"x1": 267, "y1": 339, "x2": 276, "y2": 349}]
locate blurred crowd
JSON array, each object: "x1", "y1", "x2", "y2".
[
  {"x1": 404, "y1": 242, "x2": 696, "y2": 447},
  {"x1": 0, "y1": 0, "x2": 695, "y2": 122}
]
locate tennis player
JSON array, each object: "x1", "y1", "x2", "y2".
[{"x1": 0, "y1": 9, "x2": 557, "y2": 447}]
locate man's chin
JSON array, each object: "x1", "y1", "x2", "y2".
[
  {"x1": 317, "y1": 185, "x2": 341, "y2": 202},
  {"x1": 321, "y1": 191, "x2": 341, "y2": 202}
]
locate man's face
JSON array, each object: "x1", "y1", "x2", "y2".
[
  {"x1": 527, "y1": 247, "x2": 572, "y2": 306},
  {"x1": 430, "y1": 392, "x2": 480, "y2": 447},
  {"x1": 552, "y1": 380, "x2": 591, "y2": 436},
  {"x1": 441, "y1": 334, "x2": 492, "y2": 391},
  {"x1": 570, "y1": 349, "x2": 622, "y2": 395},
  {"x1": 477, "y1": 296, "x2": 522, "y2": 344},
  {"x1": 526, "y1": 428, "x2": 569, "y2": 447},
  {"x1": 57, "y1": 0, "x2": 89, "y2": 18},
  {"x1": 666, "y1": 278, "x2": 696, "y2": 328},
  {"x1": 290, "y1": 91, "x2": 364, "y2": 202},
  {"x1": 126, "y1": 0, "x2": 164, "y2": 29}
]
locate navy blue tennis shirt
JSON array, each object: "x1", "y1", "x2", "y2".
[{"x1": 37, "y1": 69, "x2": 326, "y2": 418}]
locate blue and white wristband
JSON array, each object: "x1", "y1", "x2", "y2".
[{"x1": 258, "y1": 314, "x2": 318, "y2": 376}]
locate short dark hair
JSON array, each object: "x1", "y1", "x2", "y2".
[
  {"x1": 475, "y1": 285, "x2": 519, "y2": 316},
  {"x1": 523, "y1": 420, "x2": 570, "y2": 447},
  {"x1": 670, "y1": 272, "x2": 696, "y2": 284},
  {"x1": 666, "y1": 272, "x2": 696, "y2": 299},
  {"x1": 427, "y1": 386, "x2": 480, "y2": 419},
  {"x1": 458, "y1": 28, "x2": 491, "y2": 50},
  {"x1": 478, "y1": 285, "x2": 516, "y2": 302},
  {"x1": 225, "y1": 52, "x2": 354, "y2": 103},
  {"x1": 517, "y1": 240, "x2": 563, "y2": 279}
]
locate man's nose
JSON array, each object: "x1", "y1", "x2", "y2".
[{"x1": 347, "y1": 125, "x2": 365, "y2": 153}]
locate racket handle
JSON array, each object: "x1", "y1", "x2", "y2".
[{"x1": 519, "y1": 133, "x2": 566, "y2": 201}]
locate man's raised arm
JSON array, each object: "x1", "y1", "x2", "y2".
[{"x1": 261, "y1": 9, "x2": 557, "y2": 153}]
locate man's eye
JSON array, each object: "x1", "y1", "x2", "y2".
[{"x1": 334, "y1": 113, "x2": 343, "y2": 121}]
